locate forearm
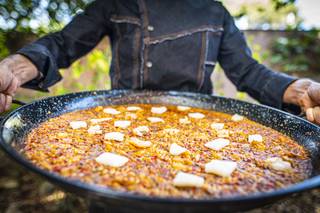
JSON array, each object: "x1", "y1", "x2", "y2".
[
  {"x1": 218, "y1": 5, "x2": 297, "y2": 109},
  {"x1": 220, "y1": 51, "x2": 297, "y2": 109},
  {"x1": 244, "y1": 64, "x2": 297, "y2": 109}
]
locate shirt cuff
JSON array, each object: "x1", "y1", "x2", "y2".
[
  {"x1": 259, "y1": 72, "x2": 298, "y2": 110},
  {"x1": 16, "y1": 43, "x2": 62, "y2": 91}
]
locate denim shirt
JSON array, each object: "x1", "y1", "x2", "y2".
[{"x1": 17, "y1": 0, "x2": 296, "y2": 109}]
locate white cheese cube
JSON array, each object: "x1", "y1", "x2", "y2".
[
  {"x1": 170, "y1": 143, "x2": 188, "y2": 156},
  {"x1": 231, "y1": 114, "x2": 244, "y2": 122},
  {"x1": 211, "y1": 123, "x2": 225, "y2": 130},
  {"x1": 126, "y1": 106, "x2": 142, "y2": 111},
  {"x1": 173, "y1": 172, "x2": 204, "y2": 188},
  {"x1": 151, "y1": 106, "x2": 167, "y2": 114},
  {"x1": 70, "y1": 121, "x2": 87, "y2": 129},
  {"x1": 133, "y1": 126, "x2": 150, "y2": 136},
  {"x1": 205, "y1": 160, "x2": 237, "y2": 177},
  {"x1": 114, "y1": 120, "x2": 131, "y2": 129},
  {"x1": 104, "y1": 132, "x2": 125, "y2": 142},
  {"x1": 179, "y1": 117, "x2": 191, "y2": 124},
  {"x1": 147, "y1": 117, "x2": 164, "y2": 123},
  {"x1": 103, "y1": 107, "x2": 121, "y2": 115},
  {"x1": 248, "y1": 134, "x2": 263, "y2": 143},
  {"x1": 205, "y1": 138, "x2": 230, "y2": 151},
  {"x1": 129, "y1": 137, "x2": 152, "y2": 148},
  {"x1": 188, "y1": 112, "x2": 205, "y2": 119},
  {"x1": 95, "y1": 152, "x2": 128, "y2": 167},
  {"x1": 177, "y1": 106, "x2": 191, "y2": 111},
  {"x1": 266, "y1": 157, "x2": 292, "y2": 171},
  {"x1": 90, "y1": 118, "x2": 112, "y2": 124},
  {"x1": 88, "y1": 125, "x2": 102, "y2": 134}
]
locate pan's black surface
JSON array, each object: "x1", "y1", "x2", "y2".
[{"x1": 1, "y1": 90, "x2": 320, "y2": 213}]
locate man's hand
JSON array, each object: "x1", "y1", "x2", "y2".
[
  {"x1": 283, "y1": 79, "x2": 320, "y2": 124},
  {"x1": 0, "y1": 54, "x2": 39, "y2": 113}
]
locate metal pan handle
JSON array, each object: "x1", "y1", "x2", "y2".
[
  {"x1": 12, "y1": 100, "x2": 27, "y2": 106},
  {"x1": 0, "y1": 99, "x2": 27, "y2": 122}
]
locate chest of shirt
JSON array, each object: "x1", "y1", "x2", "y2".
[{"x1": 108, "y1": 0, "x2": 225, "y2": 92}]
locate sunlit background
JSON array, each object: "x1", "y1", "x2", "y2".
[{"x1": 1, "y1": 0, "x2": 320, "y2": 103}]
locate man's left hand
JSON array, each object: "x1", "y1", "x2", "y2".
[{"x1": 283, "y1": 79, "x2": 320, "y2": 125}]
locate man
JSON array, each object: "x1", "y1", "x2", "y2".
[{"x1": 0, "y1": 0, "x2": 320, "y2": 125}]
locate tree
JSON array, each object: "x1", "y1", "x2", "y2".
[
  {"x1": 0, "y1": 0, "x2": 92, "y2": 58},
  {"x1": 0, "y1": 0, "x2": 93, "y2": 33}
]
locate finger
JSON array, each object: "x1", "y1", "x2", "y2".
[
  {"x1": 5, "y1": 95, "x2": 12, "y2": 111},
  {"x1": 306, "y1": 108, "x2": 315, "y2": 123},
  {"x1": 0, "y1": 64, "x2": 13, "y2": 92},
  {"x1": 307, "y1": 83, "x2": 320, "y2": 105},
  {"x1": 5, "y1": 76, "x2": 19, "y2": 96},
  {"x1": 0, "y1": 94, "x2": 5, "y2": 113},
  {"x1": 312, "y1": 107, "x2": 320, "y2": 125}
]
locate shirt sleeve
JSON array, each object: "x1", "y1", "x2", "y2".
[
  {"x1": 17, "y1": 0, "x2": 113, "y2": 91},
  {"x1": 217, "y1": 6, "x2": 297, "y2": 109}
]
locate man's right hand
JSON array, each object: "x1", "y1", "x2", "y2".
[{"x1": 0, "y1": 54, "x2": 39, "y2": 113}]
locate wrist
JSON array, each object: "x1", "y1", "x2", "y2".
[
  {"x1": 6, "y1": 54, "x2": 39, "y2": 86},
  {"x1": 283, "y1": 79, "x2": 312, "y2": 106}
]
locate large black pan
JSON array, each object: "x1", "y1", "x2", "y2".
[{"x1": 1, "y1": 90, "x2": 320, "y2": 213}]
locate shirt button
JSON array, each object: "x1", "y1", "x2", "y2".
[
  {"x1": 147, "y1": 25, "x2": 154, "y2": 32},
  {"x1": 146, "y1": 61, "x2": 153, "y2": 68}
]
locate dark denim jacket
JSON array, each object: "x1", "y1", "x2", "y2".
[{"x1": 17, "y1": 0, "x2": 296, "y2": 109}]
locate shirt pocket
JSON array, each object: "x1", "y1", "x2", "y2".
[{"x1": 109, "y1": 15, "x2": 142, "y2": 88}]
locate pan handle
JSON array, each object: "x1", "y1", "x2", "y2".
[
  {"x1": 12, "y1": 100, "x2": 27, "y2": 106},
  {"x1": 0, "y1": 100, "x2": 26, "y2": 122}
]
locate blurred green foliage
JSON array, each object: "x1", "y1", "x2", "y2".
[
  {"x1": 0, "y1": 0, "x2": 92, "y2": 59},
  {"x1": 0, "y1": 32, "x2": 9, "y2": 59},
  {"x1": 271, "y1": 29, "x2": 320, "y2": 73},
  {"x1": 272, "y1": 0, "x2": 296, "y2": 10},
  {"x1": 224, "y1": 0, "x2": 299, "y2": 30},
  {"x1": 0, "y1": 0, "x2": 92, "y2": 33}
]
